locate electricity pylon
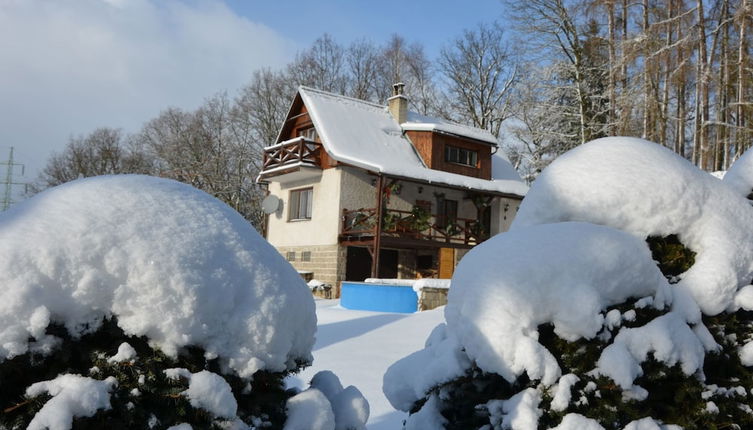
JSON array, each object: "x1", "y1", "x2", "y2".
[{"x1": 1, "y1": 147, "x2": 26, "y2": 211}]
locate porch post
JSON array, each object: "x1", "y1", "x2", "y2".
[{"x1": 371, "y1": 174, "x2": 384, "y2": 278}]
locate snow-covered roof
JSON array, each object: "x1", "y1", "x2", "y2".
[
  {"x1": 403, "y1": 111, "x2": 499, "y2": 145},
  {"x1": 293, "y1": 86, "x2": 527, "y2": 198}
]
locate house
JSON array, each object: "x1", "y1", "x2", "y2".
[{"x1": 257, "y1": 84, "x2": 528, "y2": 296}]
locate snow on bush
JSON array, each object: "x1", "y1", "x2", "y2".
[
  {"x1": 0, "y1": 175, "x2": 315, "y2": 375},
  {"x1": 723, "y1": 146, "x2": 753, "y2": 199},
  {"x1": 511, "y1": 137, "x2": 753, "y2": 316},
  {"x1": 384, "y1": 137, "x2": 753, "y2": 429},
  {"x1": 0, "y1": 175, "x2": 352, "y2": 429},
  {"x1": 284, "y1": 388, "x2": 336, "y2": 430},
  {"x1": 25, "y1": 374, "x2": 117, "y2": 430},
  {"x1": 164, "y1": 369, "x2": 238, "y2": 419},
  {"x1": 444, "y1": 222, "x2": 673, "y2": 386},
  {"x1": 283, "y1": 371, "x2": 369, "y2": 430}
]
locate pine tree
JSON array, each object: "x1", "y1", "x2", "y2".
[
  {"x1": 0, "y1": 317, "x2": 301, "y2": 429},
  {"x1": 408, "y1": 236, "x2": 753, "y2": 429}
]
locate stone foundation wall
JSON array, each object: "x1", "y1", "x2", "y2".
[
  {"x1": 419, "y1": 287, "x2": 449, "y2": 311},
  {"x1": 274, "y1": 245, "x2": 345, "y2": 294}
]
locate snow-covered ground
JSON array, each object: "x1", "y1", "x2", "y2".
[{"x1": 286, "y1": 300, "x2": 444, "y2": 430}]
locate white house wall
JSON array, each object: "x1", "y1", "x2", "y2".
[
  {"x1": 266, "y1": 168, "x2": 342, "y2": 247},
  {"x1": 490, "y1": 197, "x2": 521, "y2": 236}
]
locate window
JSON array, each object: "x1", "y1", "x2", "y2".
[
  {"x1": 289, "y1": 188, "x2": 313, "y2": 220},
  {"x1": 445, "y1": 145, "x2": 478, "y2": 167},
  {"x1": 302, "y1": 251, "x2": 311, "y2": 262},
  {"x1": 286, "y1": 251, "x2": 296, "y2": 261},
  {"x1": 298, "y1": 127, "x2": 318, "y2": 141},
  {"x1": 436, "y1": 199, "x2": 458, "y2": 229}
]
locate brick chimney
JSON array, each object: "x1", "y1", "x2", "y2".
[{"x1": 388, "y1": 82, "x2": 408, "y2": 124}]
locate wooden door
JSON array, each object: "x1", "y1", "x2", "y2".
[{"x1": 438, "y1": 247, "x2": 455, "y2": 279}]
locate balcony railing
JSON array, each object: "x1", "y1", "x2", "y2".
[
  {"x1": 341, "y1": 207, "x2": 489, "y2": 246},
  {"x1": 262, "y1": 137, "x2": 322, "y2": 172}
]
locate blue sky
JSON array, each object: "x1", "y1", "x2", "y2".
[
  {"x1": 227, "y1": 0, "x2": 506, "y2": 58},
  {"x1": 0, "y1": 0, "x2": 506, "y2": 192}
]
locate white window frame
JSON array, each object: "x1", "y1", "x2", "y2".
[{"x1": 289, "y1": 188, "x2": 313, "y2": 221}]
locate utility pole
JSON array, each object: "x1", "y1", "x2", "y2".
[{"x1": 1, "y1": 147, "x2": 26, "y2": 211}]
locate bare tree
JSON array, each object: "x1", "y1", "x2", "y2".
[
  {"x1": 505, "y1": 0, "x2": 609, "y2": 145},
  {"x1": 135, "y1": 93, "x2": 265, "y2": 226},
  {"x1": 288, "y1": 34, "x2": 348, "y2": 94},
  {"x1": 33, "y1": 127, "x2": 151, "y2": 191},
  {"x1": 346, "y1": 39, "x2": 381, "y2": 102},
  {"x1": 438, "y1": 23, "x2": 518, "y2": 138},
  {"x1": 376, "y1": 35, "x2": 437, "y2": 114}
]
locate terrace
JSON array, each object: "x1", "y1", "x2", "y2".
[{"x1": 340, "y1": 206, "x2": 489, "y2": 249}]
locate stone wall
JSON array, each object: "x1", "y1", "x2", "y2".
[
  {"x1": 274, "y1": 244, "x2": 345, "y2": 295},
  {"x1": 419, "y1": 287, "x2": 449, "y2": 311}
]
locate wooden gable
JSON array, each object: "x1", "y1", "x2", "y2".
[
  {"x1": 406, "y1": 130, "x2": 492, "y2": 180},
  {"x1": 276, "y1": 92, "x2": 337, "y2": 169}
]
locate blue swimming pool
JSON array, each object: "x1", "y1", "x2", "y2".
[{"x1": 340, "y1": 281, "x2": 418, "y2": 313}]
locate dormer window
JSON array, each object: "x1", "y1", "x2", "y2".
[
  {"x1": 299, "y1": 127, "x2": 318, "y2": 141},
  {"x1": 445, "y1": 145, "x2": 478, "y2": 167}
]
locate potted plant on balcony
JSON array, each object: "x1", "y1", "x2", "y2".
[{"x1": 407, "y1": 205, "x2": 431, "y2": 234}]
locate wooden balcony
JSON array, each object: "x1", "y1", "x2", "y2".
[
  {"x1": 340, "y1": 207, "x2": 489, "y2": 249},
  {"x1": 259, "y1": 137, "x2": 322, "y2": 181}
]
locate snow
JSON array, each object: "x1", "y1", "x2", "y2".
[
  {"x1": 724, "y1": 146, "x2": 753, "y2": 198},
  {"x1": 162, "y1": 368, "x2": 239, "y2": 419},
  {"x1": 293, "y1": 86, "x2": 527, "y2": 197},
  {"x1": 511, "y1": 137, "x2": 753, "y2": 316},
  {"x1": 383, "y1": 324, "x2": 471, "y2": 411},
  {"x1": 310, "y1": 371, "x2": 370, "y2": 430},
  {"x1": 183, "y1": 370, "x2": 238, "y2": 419},
  {"x1": 380, "y1": 137, "x2": 753, "y2": 427},
  {"x1": 550, "y1": 414, "x2": 604, "y2": 430},
  {"x1": 403, "y1": 110, "x2": 499, "y2": 145},
  {"x1": 442, "y1": 222, "x2": 670, "y2": 385},
  {"x1": 284, "y1": 388, "x2": 336, "y2": 430},
  {"x1": 741, "y1": 341, "x2": 753, "y2": 366},
  {"x1": 403, "y1": 394, "x2": 447, "y2": 430},
  {"x1": 26, "y1": 374, "x2": 117, "y2": 430},
  {"x1": 595, "y1": 312, "x2": 706, "y2": 392},
  {"x1": 492, "y1": 150, "x2": 524, "y2": 182},
  {"x1": 287, "y1": 299, "x2": 445, "y2": 429},
  {"x1": 0, "y1": 175, "x2": 316, "y2": 378},
  {"x1": 550, "y1": 374, "x2": 580, "y2": 412},
  {"x1": 485, "y1": 388, "x2": 542, "y2": 430},
  {"x1": 107, "y1": 342, "x2": 137, "y2": 363}
]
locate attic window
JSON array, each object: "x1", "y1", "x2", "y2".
[
  {"x1": 299, "y1": 127, "x2": 318, "y2": 141},
  {"x1": 445, "y1": 145, "x2": 478, "y2": 167}
]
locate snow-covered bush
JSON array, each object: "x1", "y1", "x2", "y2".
[
  {"x1": 0, "y1": 176, "x2": 364, "y2": 429},
  {"x1": 384, "y1": 138, "x2": 753, "y2": 429}
]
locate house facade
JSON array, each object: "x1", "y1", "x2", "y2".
[{"x1": 258, "y1": 84, "x2": 528, "y2": 295}]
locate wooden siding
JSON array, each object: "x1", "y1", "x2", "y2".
[
  {"x1": 405, "y1": 130, "x2": 492, "y2": 180},
  {"x1": 277, "y1": 98, "x2": 337, "y2": 169}
]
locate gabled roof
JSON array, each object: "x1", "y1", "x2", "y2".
[{"x1": 277, "y1": 86, "x2": 528, "y2": 197}]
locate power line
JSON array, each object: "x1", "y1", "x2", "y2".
[{"x1": 1, "y1": 147, "x2": 27, "y2": 211}]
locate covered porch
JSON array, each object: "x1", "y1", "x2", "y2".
[{"x1": 338, "y1": 173, "x2": 516, "y2": 280}]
